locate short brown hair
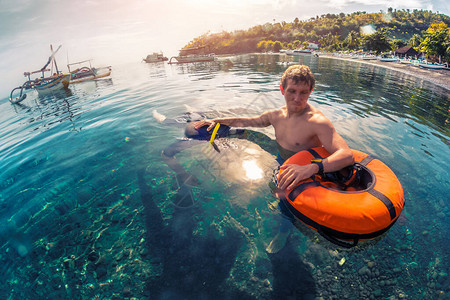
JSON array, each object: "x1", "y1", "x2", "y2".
[{"x1": 280, "y1": 65, "x2": 315, "y2": 91}]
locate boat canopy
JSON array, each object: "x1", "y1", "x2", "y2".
[{"x1": 67, "y1": 60, "x2": 93, "y2": 72}]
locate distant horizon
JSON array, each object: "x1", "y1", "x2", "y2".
[{"x1": 0, "y1": 0, "x2": 448, "y2": 96}]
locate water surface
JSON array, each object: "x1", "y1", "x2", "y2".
[{"x1": 0, "y1": 54, "x2": 449, "y2": 299}]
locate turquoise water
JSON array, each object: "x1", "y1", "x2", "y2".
[{"x1": 0, "y1": 54, "x2": 449, "y2": 299}]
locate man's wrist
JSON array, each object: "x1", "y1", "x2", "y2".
[
  {"x1": 311, "y1": 163, "x2": 320, "y2": 175},
  {"x1": 310, "y1": 159, "x2": 324, "y2": 176}
]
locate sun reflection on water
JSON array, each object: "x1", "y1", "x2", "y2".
[{"x1": 242, "y1": 159, "x2": 263, "y2": 180}]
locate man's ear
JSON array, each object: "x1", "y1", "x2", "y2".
[{"x1": 280, "y1": 84, "x2": 284, "y2": 94}]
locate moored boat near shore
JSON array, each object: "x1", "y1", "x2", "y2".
[
  {"x1": 417, "y1": 61, "x2": 447, "y2": 70},
  {"x1": 169, "y1": 54, "x2": 216, "y2": 64},
  {"x1": 398, "y1": 58, "x2": 418, "y2": 65},
  {"x1": 9, "y1": 45, "x2": 70, "y2": 104},
  {"x1": 168, "y1": 46, "x2": 216, "y2": 64},
  {"x1": 286, "y1": 49, "x2": 312, "y2": 55},
  {"x1": 361, "y1": 55, "x2": 377, "y2": 60},
  {"x1": 378, "y1": 57, "x2": 399, "y2": 62},
  {"x1": 143, "y1": 52, "x2": 168, "y2": 63}
]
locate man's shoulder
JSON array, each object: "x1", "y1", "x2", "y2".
[
  {"x1": 304, "y1": 106, "x2": 333, "y2": 128},
  {"x1": 262, "y1": 107, "x2": 285, "y2": 119},
  {"x1": 266, "y1": 106, "x2": 285, "y2": 113}
]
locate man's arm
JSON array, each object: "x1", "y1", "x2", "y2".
[
  {"x1": 315, "y1": 119, "x2": 354, "y2": 173},
  {"x1": 277, "y1": 117, "x2": 354, "y2": 190},
  {"x1": 194, "y1": 110, "x2": 274, "y2": 131}
]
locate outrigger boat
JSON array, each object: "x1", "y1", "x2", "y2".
[
  {"x1": 67, "y1": 60, "x2": 112, "y2": 84},
  {"x1": 169, "y1": 54, "x2": 216, "y2": 64},
  {"x1": 9, "y1": 45, "x2": 70, "y2": 104},
  {"x1": 168, "y1": 46, "x2": 216, "y2": 64},
  {"x1": 398, "y1": 58, "x2": 417, "y2": 65},
  {"x1": 286, "y1": 49, "x2": 312, "y2": 55},
  {"x1": 361, "y1": 54, "x2": 377, "y2": 60},
  {"x1": 417, "y1": 61, "x2": 447, "y2": 70},
  {"x1": 378, "y1": 56, "x2": 398, "y2": 62}
]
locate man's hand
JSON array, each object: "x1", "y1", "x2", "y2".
[
  {"x1": 277, "y1": 163, "x2": 318, "y2": 190},
  {"x1": 193, "y1": 119, "x2": 216, "y2": 131}
]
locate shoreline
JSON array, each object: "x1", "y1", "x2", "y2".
[{"x1": 318, "y1": 53, "x2": 450, "y2": 91}]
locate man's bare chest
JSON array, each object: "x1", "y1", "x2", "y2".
[{"x1": 274, "y1": 122, "x2": 318, "y2": 149}]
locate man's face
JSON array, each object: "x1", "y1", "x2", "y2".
[{"x1": 281, "y1": 79, "x2": 312, "y2": 113}]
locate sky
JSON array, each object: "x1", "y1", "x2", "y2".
[{"x1": 0, "y1": 0, "x2": 448, "y2": 95}]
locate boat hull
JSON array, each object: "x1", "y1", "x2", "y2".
[
  {"x1": 361, "y1": 56, "x2": 377, "y2": 60},
  {"x1": 418, "y1": 63, "x2": 446, "y2": 69},
  {"x1": 170, "y1": 55, "x2": 216, "y2": 63},
  {"x1": 35, "y1": 74, "x2": 70, "y2": 92},
  {"x1": 143, "y1": 59, "x2": 166, "y2": 63},
  {"x1": 378, "y1": 58, "x2": 398, "y2": 62},
  {"x1": 286, "y1": 50, "x2": 312, "y2": 56}
]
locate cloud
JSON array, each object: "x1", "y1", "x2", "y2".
[{"x1": 0, "y1": 0, "x2": 448, "y2": 79}]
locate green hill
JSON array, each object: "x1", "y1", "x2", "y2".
[{"x1": 182, "y1": 9, "x2": 450, "y2": 56}]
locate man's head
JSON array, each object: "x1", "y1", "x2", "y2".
[
  {"x1": 280, "y1": 65, "x2": 315, "y2": 114},
  {"x1": 280, "y1": 65, "x2": 315, "y2": 92}
]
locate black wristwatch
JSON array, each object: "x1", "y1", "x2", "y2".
[{"x1": 311, "y1": 158, "x2": 324, "y2": 176}]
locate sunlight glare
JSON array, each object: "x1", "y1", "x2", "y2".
[
  {"x1": 360, "y1": 24, "x2": 376, "y2": 35},
  {"x1": 242, "y1": 160, "x2": 263, "y2": 180}
]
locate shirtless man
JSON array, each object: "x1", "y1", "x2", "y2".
[{"x1": 194, "y1": 65, "x2": 354, "y2": 252}]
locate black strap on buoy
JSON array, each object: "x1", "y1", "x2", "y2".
[
  {"x1": 368, "y1": 189, "x2": 397, "y2": 220},
  {"x1": 318, "y1": 227, "x2": 359, "y2": 248}
]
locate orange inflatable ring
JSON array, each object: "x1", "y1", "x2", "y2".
[{"x1": 279, "y1": 147, "x2": 405, "y2": 248}]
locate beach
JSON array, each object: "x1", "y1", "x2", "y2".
[{"x1": 320, "y1": 54, "x2": 450, "y2": 91}]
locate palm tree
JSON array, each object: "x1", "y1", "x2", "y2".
[
  {"x1": 409, "y1": 34, "x2": 422, "y2": 48},
  {"x1": 362, "y1": 30, "x2": 392, "y2": 54},
  {"x1": 344, "y1": 31, "x2": 361, "y2": 50}
]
